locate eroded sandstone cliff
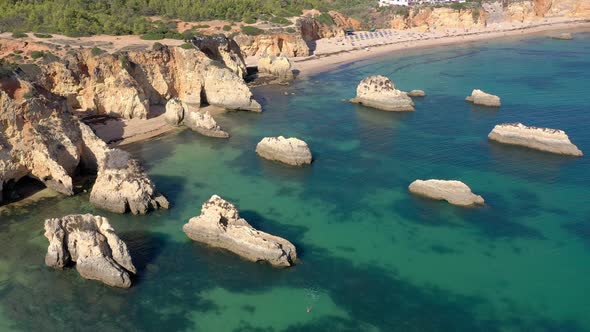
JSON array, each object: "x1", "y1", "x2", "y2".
[
  {"x1": 390, "y1": 0, "x2": 590, "y2": 31},
  {"x1": 33, "y1": 44, "x2": 259, "y2": 119}
]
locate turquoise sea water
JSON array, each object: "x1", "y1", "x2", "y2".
[{"x1": 1, "y1": 32, "x2": 589, "y2": 331}]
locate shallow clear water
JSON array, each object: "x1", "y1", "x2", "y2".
[{"x1": 1, "y1": 33, "x2": 589, "y2": 332}]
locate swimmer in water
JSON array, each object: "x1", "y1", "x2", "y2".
[{"x1": 306, "y1": 306, "x2": 313, "y2": 313}]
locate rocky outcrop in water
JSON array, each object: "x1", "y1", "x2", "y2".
[
  {"x1": 183, "y1": 195, "x2": 297, "y2": 267},
  {"x1": 409, "y1": 179, "x2": 485, "y2": 206},
  {"x1": 33, "y1": 43, "x2": 259, "y2": 119},
  {"x1": 408, "y1": 90, "x2": 426, "y2": 97},
  {"x1": 257, "y1": 56, "x2": 294, "y2": 82},
  {"x1": 488, "y1": 123, "x2": 583, "y2": 156},
  {"x1": 297, "y1": 16, "x2": 345, "y2": 41},
  {"x1": 184, "y1": 111, "x2": 229, "y2": 138},
  {"x1": 256, "y1": 136, "x2": 313, "y2": 166},
  {"x1": 389, "y1": 0, "x2": 590, "y2": 31},
  {"x1": 350, "y1": 76, "x2": 415, "y2": 112},
  {"x1": 234, "y1": 33, "x2": 310, "y2": 57},
  {"x1": 466, "y1": 89, "x2": 501, "y2": 107},
  {"x1": 44, "y1": 214, "x2": 136, "y2": 288}
]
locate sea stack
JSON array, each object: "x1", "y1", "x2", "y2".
[
  {"x1": 257, "y1": 55, "x2": 295, "y2": 82},
  {"x1": 256, "y1": 136, "x2": 312, "y2": 166},
  {"x1": 44, "y1": 214, "x2": 136, "y2": 288},
  {"x1": 350, "y1": 75, "x2": 415, "y2": 111},
  {"x1": 184, "y1": 111, "x2": 230, "y2": 138},
  {"x1": 488, "y1": 123, "x2": 583, "y2": 156},
  {"x1": 409, "y1": 179, "x2": 484, "y2": 207},
  {"x1": 466, "y1": 89, "x2": 501, "y2": 107},
  {"x1": 183, "y1": 195, "x2": 297, "y2": 267}
]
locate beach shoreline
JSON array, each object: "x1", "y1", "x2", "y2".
[
  {"x1": 290, "y1": 19, "x2": 590, "y2": 77},
  {"x1": 91, "y1": 19, "x2": 590, "y2": 148}
]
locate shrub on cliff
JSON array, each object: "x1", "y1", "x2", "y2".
[
  {"x1": 30, "y1": 51, "x2": 45, "y2": 59},
  {"x1": 11, "y1": 32, "x2": 28, "y2": 38},
  {"x1": 241, "y1": 26, "x2": 264, "y2": 36}
]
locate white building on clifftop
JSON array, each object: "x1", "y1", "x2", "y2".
[{"x1": 379, "y1": 0, "x2": 465, "y2": 6}]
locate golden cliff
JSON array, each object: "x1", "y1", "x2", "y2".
[
  {"x1": 33, "y1": 41, "x2": 259, "y2": 120},
  {"x1": 390, "y1": 0, "x2": 590, "y2": 31}
]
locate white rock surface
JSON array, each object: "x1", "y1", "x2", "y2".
[
  {"x1": 184, "y1": 111, "x2": 229, "y2": 138},
  {"x1": 164, "y1": 98, "x2": 185, "y2": 126},
  {"x1": 350, "y1": 75, "x2": 415, "y2": 111},
  {"x1": 183, "y1": 195, "x2": 297, "y2": 267},
  {"x1": 466, "y1": 89, "x2": 501, "y2": 107},
  {"x1": 44, "y1": 214, "x2": 136, "y2": 288},
  {"x1": 488, "y1": 123, "x2": 583, "y2": 156},
  {"x1": 409, "y1": 179, "x2": 485, "y2": 207},
  {"x1": 256, "y1": 136, "x2": 313, "y2": 166}
]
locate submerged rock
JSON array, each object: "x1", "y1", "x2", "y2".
[
  {"x1": 409, "y1": 179, "x2": 484, "y2": 207},
  {"x1": 257, "y1": 55, "x2": 295, "y2": 82},
  {"x1": 256, "y1": 136, "x2": 312, "y2": 166},
  {"x1": 350, "y1": 75, "x2": 415, "y2": 111},
  {"x1": 164, "y1": 98, "x2": 185, "y2": 126},
  {"x1": 407, "y1": 90, "x2": 426, "y2": 97},
  {"x1": 44, "y1": 214, "x2": 136, "y2": 288},
  {"x1": 466, "y1": 89, "x2": 501, "y2": 107},
  {"x1": 550, "y1": 32, "x2": 573, "y2": 40},
  {"x1": 184, "y1": 111, "x2": 229, "y2": 138},
  {"x1": 488, "y1": 123, "x2": 583, "y2": 156},
  {"x1": 183, "y1": 195, "x2": 297, "y2": 267}
]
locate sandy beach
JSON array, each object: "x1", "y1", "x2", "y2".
[{"x1": 289, "y1": 18, "x2": 590, "y2": 76}]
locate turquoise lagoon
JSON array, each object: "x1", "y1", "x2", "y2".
[{"x1": 1, "y1": 32, "x2": 589, "y2": 331}]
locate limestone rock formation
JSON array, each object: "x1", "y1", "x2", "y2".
[
  {"x1": 408, "y1": 90, "x2": 426, "y2": 97},
  {"x1": 257, "y1": 56, "x2": 294, "y2": 82},
  {"x1": 89, "y1": 149, "x2": 169, "y2": 214},
  {"x1": 488, "y1": 123, "x2": 583, "y2": 156},
  {"x1": 466, "y1": 89, "x2": 501, "y2": 107},
  {"x1": 183, "y1": 195, "x2": 297, "y2": 267},
  {"x1": 184, "y1": 111, "x2": 229, "y2": 138},
  {"x1": 32, "y1": 43, "x2": 259, "y2": 119},
  {"x1": 1, "y1": 76, "x2": 81, "y2": 197},
  {"x1": 328, "y1": 11, "x2": 362, "y2": 31},
  {"x1": 256, "y1": 136, "x2": 313, "y2": 166},
  {"x1": 193, "y1": 35, "x2": 247, "y2": 78},
  {"x1": 44, "y1": 214, "x2": 136, "y2": 288},
  {"x1": 297, "y1": 16, "x2": 345, "y2": 41},
  {"x1": 409, "y1": 179, "x2": 484, "y2": 207},
  {"x1": 350, "y1": 76, "x2": 415, "y2": 111},
  {"x1": 390, "y1": 7, "x2": 486, "y2": 31},
  {"x1": 164, "y1": 98, "x2": 185, "y2": 126},
  {"x1": 234, "y1": 34, "x2": 310, "y2": 57}
]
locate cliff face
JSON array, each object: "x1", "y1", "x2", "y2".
[
  {"x1": 234, "y1": 34, "x2": 310, "y2": 57},
  {"x1": 33, "y1": 44, "x2": 258, "y2": 120},
  {"x1": 1, "y1": 39, "x2": 258, "y2": 208},
  {"x1": 0, "y1": 75, "x2": 168, "y2": 212},
  {"x1": 391, "y1": 0, "x2": 590, "y2": 30},
  {"x1": 390, "y1": 7, "x2": 486, "y2": 30}
]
